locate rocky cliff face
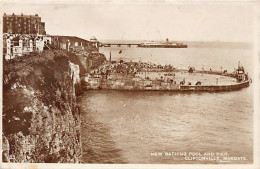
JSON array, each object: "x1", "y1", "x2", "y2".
[
  {"x1": 2, "y1": 50, "x2": 82, "y2": 163},
  {"x1": 86, "y1": 53, "x2": 107, "y2": 71}
]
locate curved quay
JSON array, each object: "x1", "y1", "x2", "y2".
[{"x1": 82, "y1": 70, "x2": 251, "y2": 92}]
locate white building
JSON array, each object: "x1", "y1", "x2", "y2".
[{"x1": 4, "y1": 34, "x2": 52, "y2": 60}]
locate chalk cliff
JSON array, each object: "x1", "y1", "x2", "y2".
[{"x1": 2, "y1": 50, "x2": 83, "y2": 163}]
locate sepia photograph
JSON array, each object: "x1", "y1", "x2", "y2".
[{"x1": 0, "y1": 0, "x2": 259, "y2": 169}]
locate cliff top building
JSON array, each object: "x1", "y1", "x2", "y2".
[
  {"x1": 52, "y1": 35, "x2": 99, "y2": 54},
  {"x1": 3, "y1": 13, "x2": 46, "y2": 35}
]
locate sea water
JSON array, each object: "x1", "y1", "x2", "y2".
[{"x1": 79, "y1": 42, "x2": 254, "y2": 164}]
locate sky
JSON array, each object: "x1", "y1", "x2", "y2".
[{"x1": 1, "y1": 1, "x2": 258, "y2": 42}]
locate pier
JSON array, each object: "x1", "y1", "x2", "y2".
[{"x1": 100, "y1": 43, "x2": 140, "y2": 47}]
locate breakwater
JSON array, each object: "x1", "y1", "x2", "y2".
[
  {"x1": 2, "y1": 50, "x2": 83, "y2": 163},
  {"x1": 82, "y1": 70, "x2": 250, "y2": 92},
  {"x1": 179, "y1": 80, "x2": 249, "y2": 91}
]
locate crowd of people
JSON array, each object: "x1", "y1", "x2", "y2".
[{"x1": 91, "y1": 60, "x2": 175, "y2": 76}]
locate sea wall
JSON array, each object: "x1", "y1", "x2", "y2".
[
  {"x1": 83, "y1": 76, "x2": 249, "y2": 91},
  {"x1": 2, "y1": 50, "x2": 82, "y2": 163},
  {"x1": 180, "y1": 80, "x2": 250, "y2": 91}
]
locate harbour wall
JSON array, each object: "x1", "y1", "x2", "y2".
[
  {"x1": 83, "y1": 76, "x2": 250, "y2": 92},
  {"x1": 2, "y1": 50, "x2": 83, "y2": 163},
  {"x1": 179, "y1": 80, "x2": 250, "y2": 91}
]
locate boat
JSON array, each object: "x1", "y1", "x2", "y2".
[{"x1": 137, "y1": 38, "x2": 188, "y2": 48}]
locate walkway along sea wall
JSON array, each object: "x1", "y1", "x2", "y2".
[
  {"x1": 2, "y1": 50, "x2": 82, "y2": 163},
  {"x1": 179, "y1": 80, "x2": 250, "y2": 91},
  {"x1": 83, "y1": 75, "x2": 250, "y2": 92}
]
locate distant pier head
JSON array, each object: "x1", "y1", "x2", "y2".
[{"x1": 100, "y1": 39, "x2": 188, "y2": 48}]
